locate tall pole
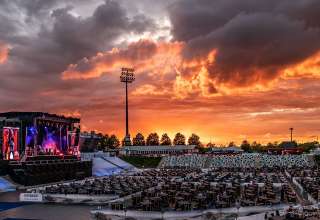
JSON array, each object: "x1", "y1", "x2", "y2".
[
  {"x1": 120, "y1": 68, "x2": 135, "y2": 146},
  {"x1": 290, "y1": 128, "x2": 293, "y2": 142},
  {"x1": 125, "y1": 81, "x2": 129, "y2": 137}
]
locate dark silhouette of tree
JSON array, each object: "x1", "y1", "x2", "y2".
[
  {"x1": 108, "y1": 134, "x2": 120, "y2": 149},
  {"x1": 121, "y1": 137, "x2": 132, "y2": 146},
  {"x1": 146, "y1": 133, "x2": 159, "y2": 145},
  {"x1": 299, "y1": 141, "x2": 318, "y2": 153},
  {"x1": 207, "y1": 142, "x2": 215, "y2": 148},
  {"x1": 240, "y1": 140, "x2": 251, "y2": 152},
  {"x1": 267, "y1": 142, "x2": 275, "y2": 149},
  {"x1": 160, "y1": 133, "x2": 172, "y2": 145},
  {"x1": 81, "y1": 138, "x2": 94, "y2": 152},
  {"x1": 96, "y1": 141, "x2": 103, "y2": 151},
  {"x1": 279, "y1": 141, "x2": 298, "y2": 148},
  {"x1": 81, "y1": 132, "x2": 102, "y2": 152},
  {"x1": 173, "y1": 133, "x2": 186, "y2": 145},
  {"x1": 251, "y1": 141, "x2": 263, "y2": 152},
  {"x1": 228, "y1": 141, "x2": 236, "y2": 147},
  {"x1": 188, "y1": 133, "x2": 201, "y2": 146},
  {"x1": 132, "y1": 133, "x2": 145, "y2": 146},
  {"x1": 100, "y1": 134, "x2": 109, "y2": 151}
]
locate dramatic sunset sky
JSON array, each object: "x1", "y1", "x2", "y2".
[{"x1": 1, "y1": 0, "x2": 320, "y2": 144}]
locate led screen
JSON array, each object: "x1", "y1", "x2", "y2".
[{"x1": 2, "y1": 127, "x2": 20, "y2": 160}]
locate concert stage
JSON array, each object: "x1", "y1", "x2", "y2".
[
  {"x1": 0, "y1": 112, "x2": 81, "y2": 160},
  {"x1": 0, "y1": 112, "x2": 92, "y2": 186}
]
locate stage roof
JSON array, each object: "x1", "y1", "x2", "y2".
[{"x1": 0, "y1": 112, "x2": 80, "y2": 123}]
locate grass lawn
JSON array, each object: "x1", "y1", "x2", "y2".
[{"x1": 120, "y1": 156, "x2": 162, "y2": 168}]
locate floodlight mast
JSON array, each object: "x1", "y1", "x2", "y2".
[
  {"x1": 120, "y1": 68, "x2": 135, "y2": 146},
  {"x1": 289, "y1": 127, "x2": 293, "y2": 143}
]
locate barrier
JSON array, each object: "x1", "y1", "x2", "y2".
[{"x1": 20, "y1": 193, "x2": 43, "y2": 202}]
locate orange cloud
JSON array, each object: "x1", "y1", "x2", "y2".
[
  {"x1": 62, "y1": 40, "x2": 222, "y2": 99},
  {"x1": 283, "y1": 51, "x2": 320, "y2": 78},
  {"x1": 0, "y1": 43, "x2": 8, "y2": 64},
  {"x1": 132, "y1": 84, "x2": 169, "y2": 96},
  {"x1": 62, "y1": 40, "x2": 161, "y2": 80},
  {"x1": 62, "y1": 40, "x2": 320, "y2": 100}
]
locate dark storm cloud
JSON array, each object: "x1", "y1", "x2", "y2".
[
  {"x1": 16, "y1": 0, "x2": 60, "y2": 18},
  {"x1": 0, "y1": 0, "x2": 156, "y2": 111},
  {"x1": 33, "y1": 0, "x2": 155, "y2": 70},
  {"x1": 168, "y1": 0, "x2": 320, "y2": 86},
  {"x1": 0, "y1": 0, "x2": 156, "y2": 72}
]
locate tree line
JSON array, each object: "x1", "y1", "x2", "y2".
[
  {"x1": 81, "y1": 131, "x2": 319, "y2": 153},
  {"x1": 81, "y1": 132, "x2": 201, "y2": 152},
  {"x1": 238, "y1": 140, "x2": 319, "y2": 153}
]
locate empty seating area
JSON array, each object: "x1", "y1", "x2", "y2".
[{"x1": 9, "y1": 159, "x2": 92, "y2": 186}]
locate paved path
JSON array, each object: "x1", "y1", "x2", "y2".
[
  {"x1": 284, "y1": 172, "x2": 310, "y2": 206},
  {"x1": 92, "y1": 204, "x2": 290, "y2": 219}
]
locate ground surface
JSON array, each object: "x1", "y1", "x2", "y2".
[
  {"x1": 0, "y1": 191, "x2": 93, "y2": 220},
  {"x1": 120, "y1": 156, "x2": 162, "y2": 168}
]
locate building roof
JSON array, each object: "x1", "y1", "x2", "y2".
[
  {"x1": 210, "y1": 146, "x2": 243, "y2": 152},
  {"x1": 278, "y1": 141, "x2": 297, "y2": 149},
  {"x1": 123, "y1": 145, "x2": 196, "y2": 151}
]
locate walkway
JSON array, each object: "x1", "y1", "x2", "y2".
[
  {"x1": 92, "y1": 204, "x2": 290, "y2": 219},
  {"x1": 284, "y1": 172, "x2": 310, "y2": 206}
]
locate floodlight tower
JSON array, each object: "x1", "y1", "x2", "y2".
[
  {"x1": 289, "y1": 127, "x2": 293, "y2": 143},
  {"x1": 120, "y1": 67, "x2": 135, "y2": 146}
]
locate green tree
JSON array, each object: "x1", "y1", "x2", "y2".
[
  {"x1": 207, "y1": 142, "x2": 215, "y2": 148},
  {"x1": 121, "y1": 137, "x2": 132, "y2": 146},
  {"x1": 160, "y1": 133, "x2": 172, "y2": 145},
  {"x1": 132, "y1": 133, "x2": 146, "y2": 146},
  {"x1": 100, "y1": 134, "x2": 109, "y2": 151},
  {"x1": 188, "y1": 133, "x2": 201, "y2": 146},
  {"x1": 81, "y1": 138, "x2": 93, "y2": 152},
  {"x1": 266, "y1": 142, "x2": 275, "y2": 149},
  {"x1": 198, "y1": 146, "x2": 210, "y2": 154},
  {"x1": 251, "y1": 141, "x2": 263, "y2": 152},
  {"x1": 108, "y1": 134, "x2": 120, "y2": 149},
  {"x1": 173, "y1": 133, "x2": 186, "y2": 145},
  {"x1": 146, "y1": 133, "x2": 160, "y2": 145},
  {"x1": 240, "y1": 140, "x2": 251, "y2": 152},
  {"x1": 298, "y1": 141, "x2": 318, "y2": 153}
]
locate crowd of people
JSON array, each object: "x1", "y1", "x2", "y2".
[
  {"x1": 286, "y1": 167, "x2": 320, "y2": 203},
  {"x1": 43, "y1": 175, "x2": 167, "y2": 198},
  {"x1": 30, "y1": 153, "x2": 320, "y2": 219},
  {"x1": 108, "y1": 168, "x2": 298, "y2": 211},
  {"x1": 160, "y1": 154, "x2": 314, "y2": 168},
  {"x1": 39, "y1": 167, "x2": 301, "y2": 212},
  {"x1": 281, "y1": 206, "x2": 320, "y2": 220}
]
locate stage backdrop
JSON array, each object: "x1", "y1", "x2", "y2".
[{"x1": 2, "y1": 127, "x2": 20, "y2": 160}]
